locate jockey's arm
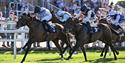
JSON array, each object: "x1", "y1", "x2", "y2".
[
  {"x1": 61, "y1": 14, "x2": 69, "y2": 22},
  {"x1": 114, "y1": 15, "x2": 120, "y2": 25},
  {"x1": 92, "y1": 15, "x2": 97, "y2": 22},
  {"x1": 87, "y1": 10, "x2": 92, "y2": 19}
]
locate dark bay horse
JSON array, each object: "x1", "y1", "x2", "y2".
[
  {"x1": 99, "y1": 18, "x2": 125, "y2": 58},
  {"x1": 16, "y1": 13, "x2": 71, "y2": 63},
  {"x1": 50, "y1": 11, "x2": 73, "y2": 53},
  {"x1": 65, "y1": 19, "x2": 117, "y2": 61}
]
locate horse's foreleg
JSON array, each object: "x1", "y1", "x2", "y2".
[
  {"x1": 53, "y1": 39, "x2": 64, "y2": 60},
  {"x1": 21, "y1": 42, "x2": 32, "y2": 63},
  {"x1": 80, "y1": 45, "x2": 87, "y2": 61},
  {"x1": 18, "y1": 42, "x2": 28, "y2": 54},
  {"x1": 66, "y1": 42, "x2": 79, "y2": 60},
  {"x1": 103, "y1": 45, "x2": 108, "y2": 58},
  {"x1": 61, "y1": 33, "x2": 72, "y2": 55},
  {"x1": 112, "y1": 45, "x2": 119, "y2": 55}
]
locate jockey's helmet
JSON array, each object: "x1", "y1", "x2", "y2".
[
  {"x1": 34, "y1": 6, "x2": 41, "y2": 13},
  {"x1": 81, "y1": 5, "x2": 89, "y2": 12},
  {"x1": 40, "y1": 7, "x2": 46, "y2": 12}
]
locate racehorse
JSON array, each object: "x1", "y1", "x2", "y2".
[
  {"x1": 99, "y1": 18, "x2": 125, "y2": 58},
  {"x1": 65, "y1": 18, "x2": 117, "y2": 61},
  {"x1": 50, "y1": 11, "x2": 73, "y2": 53},
  {"x1": 16, "y1": 13, "x2": 71, "y2": 63}
]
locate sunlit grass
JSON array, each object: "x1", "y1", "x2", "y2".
[{"x1": 0, "y1": 50, "x2": 125, "y2": 63}]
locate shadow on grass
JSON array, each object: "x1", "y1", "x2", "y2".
[
  {"x1": 90, "y1": 58, "x2": 115, "y2": 63},
  {"x1": 118, "y1": 57, "x2": 125, "y2": 60},
  {"x1": 36, "y1": 58, "x2": 61, "y2": 63}
]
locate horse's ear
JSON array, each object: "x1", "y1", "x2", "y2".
[
  {"x1": 27, "y1": 13, "x2": 30, "y2": 17},
  {"x1": 22, "y1": 13, "x2": 27, "y2": 16}
]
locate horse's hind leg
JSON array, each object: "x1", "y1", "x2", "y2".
[
  {"x1": 100, "y1": 45, "x2": 106, "y2": 57},
  {"x1": 21, "y1": 41, "x2": 32, "y2": 63},
  {"x1": 113, "y1": 46, "x2": 119, "y2": 55},
  {"x1": 80, "y1": 45, "x2": 87, "y2": 61},
  {"x1": 53, "y1": 39, "x2": 64, "y2": 59},
  {"x1": 109, "y1": 43, "x2": 117, "y2": 60}
]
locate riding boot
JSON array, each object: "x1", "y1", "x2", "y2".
[
  {"x1": 45, "y1": 22, "x2": 55, "y2": 33},
  {"x1": 118, "y1": 28, "x2": 124, "y2": 36},
  {"x1": 116, "y1": 25, "x2": 124, "y2": 35},
  {"x1": 86, "y1": 22, "x2": 92, "y2": 41},
  {"x1": 43, "y1": 20, "x2": 55, "y2": 32}
]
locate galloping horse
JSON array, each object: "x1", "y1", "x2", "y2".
[
  {"x1": 99, "y1": 18, "x2": 125, "y2": 58},
  {"x1": 65, "y1": 19, "x2": 117, "y2": 61},
  {"x1": 50, "y1": 11, "x2": 73, "y2": 53},
  {"x1": 16, "y1": 13, "x2": 71, "y2": 63}
]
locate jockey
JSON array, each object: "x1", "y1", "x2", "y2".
[
  {"x1": 55, "y1": 9, "x2": 72, "y2": 23},
  {"x1": 34, "y1": 6, "x2": 55, "y2": 32},
  {"x1": 81, "y1": 4, "x2": 97, "y2": 33},
  {"x1": 108, "y1": 9, "x2": 125, "y2": 35}
]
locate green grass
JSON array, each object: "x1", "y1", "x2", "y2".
[{"x1": 0, "y1": 50, "x2": 125, "y2": 63}]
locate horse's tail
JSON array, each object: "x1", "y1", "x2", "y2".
[{"x1": 55, "y1": 23, "x2": 64, "y2": 32}]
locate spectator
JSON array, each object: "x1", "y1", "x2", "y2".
[
  {"x1": 101, "y1": 0, "x2": 109, "y2": 8},
  {"x1": 6, "y1": 11, "x2": 17, "y2": 48},
  {"x1": 10, "y1": 2, "x2": 16, "y2": 11},
  {"x1": 0, "y1": 11, "x2": 7, "y2": 47},
  {"x1": 33, "y1": 42, "x2": 40, "y2": 47},
  {"x1": 56, "y1": 0, "x2": 65, "y2": 9},
  {"x1": 21, "y1": 3, "x2": 29, "y2": 14},
  {"x1": 90, "y1": 0, "x2": 99, "y2": 13}
]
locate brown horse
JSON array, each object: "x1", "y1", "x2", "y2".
[
  {"x1": 50, "y1": 11, "x2": 73, "y2": 53},
  {"x1": 16, "y1": 13, "x2": 71, "y2": 63},
  {"x1": 99, "y1": 18, "x2": 125, "y2": 58},
  {"x1": 65, "y1": 19, "x2": 117, "y2": 61}
]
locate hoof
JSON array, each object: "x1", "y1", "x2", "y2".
[
  {"x1": 116, "y1": 52, "x2": 119, "y2": 55},
  {"x1": 85, "y1": 59, "x2": 88, "y2": 61},
  {"x1": 66, "y1": 57, "x2": 72, "y2": 60},
  {"x1": 66, "y1": 58, "x2": 70, "y2": 60},
  {"x1": 100, "y1": 54, "x2": 103, "y2": 57},
  {"x1": 114, "y1": 58, "x2": 117, "y2": 60},
  {"x1": 18, "y1": 49, "x2": 24, "y2": 54}
]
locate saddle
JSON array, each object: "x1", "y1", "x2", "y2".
[
  {"x1": 82, "y1": 23, "x2": 99, "y2": 34},
  {"x1": 42, "y1": 21, "x2": 56, "y2": 33}
]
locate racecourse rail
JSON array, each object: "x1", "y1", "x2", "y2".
[{"x1": 0, "y1": 21, "x2": 28, "y2": 59}]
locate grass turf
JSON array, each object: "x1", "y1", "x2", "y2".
[{"x1": 0, "y1": 50, "x2": 125, "y2": 63}]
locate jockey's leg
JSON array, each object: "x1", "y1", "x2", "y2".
[
  {"x1": 86, "y1": 22, "x2": 92, "y2": 40},
  {"x1": 86, "y1": 22, "x2": 91, "y2": 33},
  {"x1": 43, "y1": 20, "x2": 55, "y2": 32},
  {"x1": 117, "y1": 25, "x2": 124, "y2": 35}
]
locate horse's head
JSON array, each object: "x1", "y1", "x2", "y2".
[
  {"x1": 16, "y1": 13, "x2": 32, "y2": 29},
  {"x1": 65, "y1": 18, "x2": 82, "y2": 34}
]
